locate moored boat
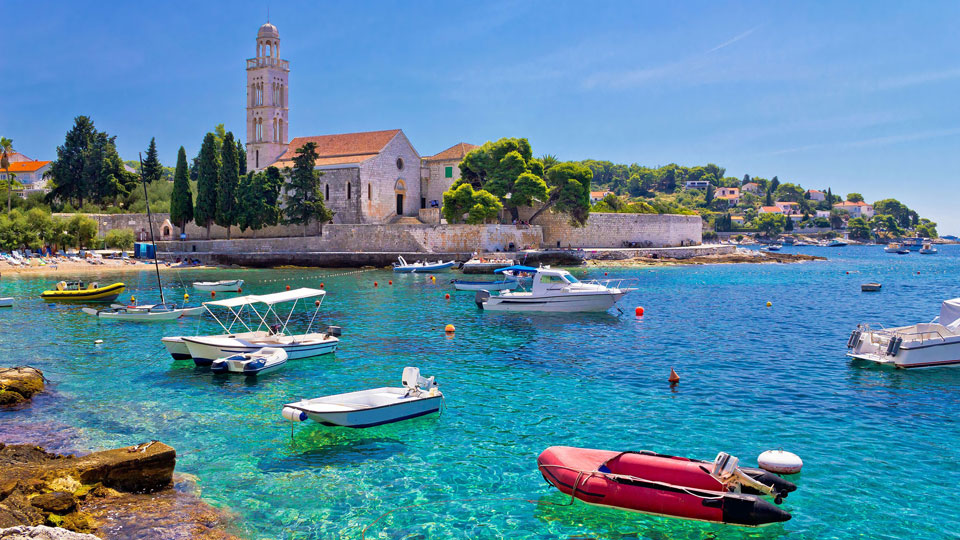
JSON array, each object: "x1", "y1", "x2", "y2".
[
  {"x1": 451, "y1": 277, "x2": 519, "y2": 291},
  {"x1": 884, "y1": 242, "x2": 902, "y2": 253},
  {"x1": 40, "y1": 281, "x2": 125, "y2": 302},
  {"x1": 210, "y1": 347, "x2": 287, "y2": 375},
  {"x1": 281, "y1": 367, "x2": 442, "y2": 428},
  {"x1": 192, "y1": 279, "x2": 244, "y2": 292},
  {"x1": 475, "y1": 267, "x2": 636, "y2": 313},
  {"x1": 919, "y1": 243, "x2": 938, "y2": 255},
  {"x1": 827, "y1": 240, "x2": 848, "y2": 247},
  {"x1": 537, "y1": 446, "x2": 794, "y2": 526},
  {"x1": 847, "y1": 298, "x2": 960, "y2": 368},
  {"x1": 0, "y1": 297, "x2": 12, "y2": 308},
  {"x1": 861, "y1": 283, "x2": 882, "y2": 292},
  {"x1": 392, "y1": 256, "x2": 455, "y2": 273}
]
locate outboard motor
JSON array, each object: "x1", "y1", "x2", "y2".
[
  {"x1": 402, "y1": 367, "x2": 438, "y2": 394},
  {"x1": 710, "y1": 452, "x2": 788, "y2": 503},
  {"x1": 475, "y1": 290, "x2": 490, "y2": 308},
  {"x1": 325, "y1": 325, "x2": 342, "y2": 337}
]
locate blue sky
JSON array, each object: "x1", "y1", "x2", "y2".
[{"x1": 4, "y1": 1, "x2": 959, "y2": 233}]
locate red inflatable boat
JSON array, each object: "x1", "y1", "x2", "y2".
[{"x1": 537, "y1": 446, "x2": 795, "y2": 527}]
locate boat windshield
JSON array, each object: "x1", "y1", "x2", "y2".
[{"x1": 564, "y1": 274, "x2": 579, "y2": 283}]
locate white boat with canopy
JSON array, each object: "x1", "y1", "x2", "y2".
[
  {"x1": 281, "y1": 367, "x2": 443, "y2": 428},
  {"x1": 847, "y1": 298, "x2": 960, "y2": 368},
  {"x1": 475, "y1": 267, "x2": 638, "y2": 313},
  {"x1": 177, "y1": 287, "x2": 341, "y2": 366}
]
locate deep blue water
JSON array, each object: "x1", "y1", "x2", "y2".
[{"x1": 2, "y1": 245, "x2": 959, "y2": 539}]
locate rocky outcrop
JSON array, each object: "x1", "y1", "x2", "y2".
[
  {"x1": 0, "y1": 525, "x2": 98, "y2": 539},
  {"x1": 0, "y1": 368, "x2": 45, "y2": 407}
]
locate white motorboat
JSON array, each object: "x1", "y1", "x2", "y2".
[
  {"x1": 392, "y1": 256, "x2": 455, "y2": 273},
  {"x1": 884, "y1": 243, "x2": 902, "y2": 253},
  {"x1": 162, "y1": 332, "x2": 269, "y2": 360},
  {"x1": 846, "y1": 298, "x2": 960, "y2": 368},
  {"x1": 192, "y1": 279, "x2": 244, "y2": 292},
  {"x1": 210, "y1": 347, "x2": 287, "y2": 376},
  {"x1": 282, "y1": 367, "x2": 443, "y2": 428},
  {"x1": 0, "y1": 297, "x2": 12, "y2": 308},
  {"x1": 919, "y1": 243, "x2": 938, "y2": 255},
  {"x1": 180, "y1": 287, "x2": 340, "y2": 365},
  {"x1": 82, "y1": 302, "x2": 205, "y2": 321},
  {"x1": 475, "y1": 267, "x2": 637, "y2": 313}
]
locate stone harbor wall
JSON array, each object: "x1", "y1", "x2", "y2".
[
  {"x1": 523, "y1": 211, "x2": 703, "y2": 248},
  {"x1": 54, "y1": 213, "x2": 322, "y2": 241}
]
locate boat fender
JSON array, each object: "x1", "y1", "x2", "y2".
[
  {"x1": 757, "y1": 450, "x2": 803, "y2": 475},
  {"x1": 847, "y1": 329, "x2": 862, "y2": 348},
  {"x1": 281, "y1": 407, "x2": 307, "y2": 422},
  {"x1": 885, "y1": 336, "x2": 903, "y2": 356}
]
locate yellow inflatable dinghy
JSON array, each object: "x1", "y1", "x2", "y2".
[{"x1": 40, "y1": 281, "x2": 126, "y2": 302}]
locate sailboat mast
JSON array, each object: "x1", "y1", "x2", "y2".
[{"x1": 138, "y1": 152, "x2": 165, "y2": 305}]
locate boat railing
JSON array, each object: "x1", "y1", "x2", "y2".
[
  {"x1": 580, "y1": 277, "x2": 640, "y2": 290},
  {"x1": 861, "y1": 322, "x2": 953, "y2": 346}
]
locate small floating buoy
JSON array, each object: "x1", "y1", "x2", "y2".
[
  {"x1": 286, "y1": 285, "x2": 291, "y2": 291},
  {"x1": 314, "y1": 300, "x2": 320, "y2": 307},
  {"x1": 320, "y1": 283, "x2": 324, "y2": 289},
  {"x1": 917, "y1": 271, "x2": 921, "y2": 275},
  {"x1": 668, "y1": 368, "x2": 680, "y2": 384},
  {"x1": 766, "y1": 301, "x2": 772, "y2": 307},
  {"x1": 281, "y1": 407, "x2": 307, "y2": 422},
  {"x1": 237, "y1": 288, "x2": 242, "y2": 293},
  {"x1": 431, "y1": 276, "x2": 436, "y2": 282},
  {"x1": 94, "y1": 339, "x2": 104, "y2": 345},
  {"x1": 846, "y1": 271, "x2": 849, "y2": 275},
  {"x1": 389, "y1": 280, "x2": 393, "y2": 285},
  {"x1": 374, "y1": 281, "x2": 378, "y2": 287},
  {"x1": 210, "y1": 291, "x2": 216, "y2": 298},
  {"x1": 130, "y1": 296, "x2": 136, "y2": 303},
  {"x1": 604, "y1": 272, "x2": 608, "y2": 276},
  {"x1": 183, "y1": 293, "x2": 189, "y2": 300},
  {"x1": 635, "y1": 306, "x2": 644, "y2": 316},
  {"x1": 445, "y1": 293, "x2": 450, "y2": 299},
  {"x1": 445, "y1": 324, "x2": 455, "y2": 333},
  {"x1": 758, "y1": 450, "x2": 803, "y2": 474}
]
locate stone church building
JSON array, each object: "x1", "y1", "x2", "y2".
[{"x1": 244, "y1": 21, "x2": 468, "y2": 225}]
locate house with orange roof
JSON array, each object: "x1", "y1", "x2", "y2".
[
  {"x1": 590, "y1": 190, "x2": 614, "y2": 203},
  {"x1": 420, "y1": 142, "x2": 478, "y2": 210},
  {"x1": 1, "y1": 159, "x2": 52, "y2": 197},
  {"x1": 715, "y1": 187, "x2": 740, "y2": 206},
  {"x1": 806, "y1": 189, "x2": 825, "y2": 201},
  {"x1": 774, "y1": 201, "x2": 801, "y2": 214},
  {"x1": 833, "y1": 200, "x2": 874, "y2": 219},
  {"x1": 741, "y1": 182, "x2": 761, "y2": 194},
  {"x1": 759, "y1": 205, "x2": 783, "y2": 214}
]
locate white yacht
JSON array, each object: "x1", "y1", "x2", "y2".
[
  {"x1": 847, "y1": 298, "x2": 960, "y2": 368},
  {"x1": 475, "y1": 267, "x2": 637, "y2": 313}
]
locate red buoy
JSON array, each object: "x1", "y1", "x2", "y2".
[
  {"x1": 211, "y1": 291, "x2": 216, "y2": 298},
  {"x1": 604, "y1": 272, "x2": 608, "y2": 276},
  {"x1": 315, "y1": 300, "x2": 320, "y2": 307},
  {"x1": 286, "y1": 285, "x2": 290, "y2": 291},
  {"x1": 320, "y1": 283, "x2": 324, "y2": 289},
  {"x1": 445, "y1": 293, "x2": 450, "y2": 299},
  {"x1": 669, "y1": 368, "x2": 680, "y2": 384},
  {"x1": 374, "y1": 281, "x2": 379, "y2": 287},
  {"x1": 237, "y1": 288, "x2": 242, "y2": 293},
  {"x1": 635, "y1": 306, "x2": 644, "y2": 316},
  {"x1": 389, "y1": 280, "x2": 393, "y2": 285}
]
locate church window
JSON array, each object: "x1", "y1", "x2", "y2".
[
  {"x1": 325, "y1": 185, "x2": 329, "y2": 200},
  {"x1": 445, "y1": 166, "x2": 453, "y2": 178},
  {"x1": 278, "y1": 119, "x2": 283, "y2": 143},
  {"x1": 347, "y1": 183, "x2": 351, "y2": 199},
  {"x1": 368, "y1": 184, "x2": 371, "y2": 200},
  {"x1": 396, "y1": 157, "x2": 404, "y2": 170},
  {"x1": 256, "y1": 150, "x2": 259, "y2": 169}
]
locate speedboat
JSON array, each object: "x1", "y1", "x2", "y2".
[
  {"x1": 192, "y1": 279, "x2": 244, "y2": 292},
  {"x1": 451, "y1": 277, "x2": 519, "y2": 291},
  {"x1": 920, "y1": 243, "x2": 938, "y2": 254},
  {"x1": 40, "y1": 281, "x2": 125, "y2": 302},
  {"x1": 537, "y1": 446, "x2": 795, "y2": 526},
  {"x1": 827, "y1": 240, "x2": 848, "y2": 247},
  {"x1": 210, "y1": 347, "x2": 287, "y2": 376},
  {"x1": 897, "y1": 248, "x2": 911, "y2": 254},
  {"x1": 846, "y1": 298, "x2": 960, "y2": 368},
  {"x1": 475, "y1": 267, "x2": 637, "y2": 312},
  {"x1": 763, "y1": 243, "x2": 782, "y2": 251},
  {"x1": 162, "y1": 332, "x2": 269, "y2": 360},
  {"x1": 281, "y1": 367, "x2": 442, "y2": 428},
  {"x1": 884, "y1": 243, "x2": 902, "y2": 253},
  {"x1": 178, "y1": 287, "x2": 340, "y2": 365},
  {"x1": 902, "y1": 237, "x2": 924, "y2": 251},
  {"x1": 392, "y1": 256, "x2": 455, "y2": 273}
]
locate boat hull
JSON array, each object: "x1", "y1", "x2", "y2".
[
  {"x1": 41, "y1": 283, "x2": 125, "y2": 303},
  {"x1": 848, "y1": 329, "x2": 960, "y2": 368},
  {"x1": 210, "y1": 350, "x2": 287, "y2": 376},
  {"x1": 480, "y1": 291, "x2": 628, "y2": 312},
  {"x1": 0, "y1": 298, "x2": 12, "y2": 308},
  {"x1": 286, "y1": 391, "x2": 442, "y2": 428},
  {"x1": 183, "y1": 335, "x2": 338, "y2": 365},
  {"x1": 537, "y1": 446, "x2": 791, "y2": 527},
  {"x1": 162, "y1": 331, "x2": 271, "y2": 360},
  {"x1": 82, "y1": 308, "x2": 185, "y2": 321},
  {"x1": 192, "y1": 280, "x2": 244, "y2": 292},
  {"x1": 393, "y1": 262, "x2": 455, "y2": 273}
]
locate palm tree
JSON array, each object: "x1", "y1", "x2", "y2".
[{"x1": 1, "y1": 137, "x2": 13, "y2": 212}]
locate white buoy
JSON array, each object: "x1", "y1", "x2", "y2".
[
  {"x1": 758, "y1": 449, "x2": 803, "y2": 474},
  {"x1": 281, "y1": 407, "x2": 307, "y2": 422},
  {"x1": 94, "y1": 339, "x2": 104, "y2": 345}
]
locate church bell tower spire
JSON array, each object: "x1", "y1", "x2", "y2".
[{"x1": 246, "y1": 21, "x2": 289, "y2": 171}]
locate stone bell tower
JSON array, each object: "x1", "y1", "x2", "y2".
[{"x1": 246, "y1": 21, "x2": 289, "y2": 171}]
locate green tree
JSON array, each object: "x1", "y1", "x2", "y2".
[
  {"x1": 194, "y1": 132, "x2": 220, "y2": 238},
  {"x1": 284, "y1": 142, "x2": 333, "y2": 235},
  {"x1": 46, "y1": 116, "x2": 134, "y2": 208},
  {"x1": 705, "y1": 183, "x2": 715, "y2": 206},
  {"x1": 48, "y1": 116, "x2": 95, "y2": 208},
  {"x1": 237, "y1": 139, "x2": 247, "y2": 176},
  {"x1": 539, "y1": 154, "x2": 560, "y2": 172},
  {"x1": 141, "y1": 137, "x2": 163, "y2": 184},
  {"x1": 1, "y1": 137, "x2": 14, "y2": 212},
  {"x1": 528, "y1": 162, "x2": 592, "y2": 225},
  {"x1": 847, "y1": 217, "x2": 871, "y2": 240},
  {"x1": 216, "y1": 132, "x2": 239, "y2": 239},
  {"x1": 104, "y1": 228, "x2": 135, "y2": 249},
  {"x1": 66, "y1": 214, "x2": 98, "y2": 249},
  {"x1": 829, "y1": 208, "x2": 846, "y2": 229},
  {"x1": 846, "y1": 192, "x2": 864, "y2": 203},
  {"x1": 467, "y1": 189, "x2": 503, "y2": 224},
  {"x1": 916, "y1": 220, "x2": 938, "y2": 238},
  {"x1": 238, "y1": 167, "x2": 283, "y2": 234},
  {"x1": 441, "y1": 183, "x2": 502, "y2": 224},
  {"x1": 756, "y1": 213, "x2": 786, "y2": 237},
  {"x1": 774, "y1": 183, "x2": 805, "y2": 202},
  {"x1": 457, "y1": 138, "x2": 537, "y2": 221},
  {"x1": 169, "y1": 146, "x2": 194, "y2": 236}
]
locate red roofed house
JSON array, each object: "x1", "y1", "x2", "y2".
[
  {"x1": 715, "y1": 187, "x2": 740, "y2": 206},
  {"x1": 774, "y1": 201, "x2": 801, "y2": 215},
  {"x1": 590, "y1": 190, "x2": 613, "y2": 203},
  {"x1": 759, "y1": 206, "x2": 783, "y2": 215},
  {"x1": 833, "y1": 200, "x2": 875, "y2": 219},
  {"x1": 243, "y1": 23, "x2": 422, "y2": 224},
  {"x1": 806, "y1": 189, "x2": 825, "y2": 201},
  {"x1": 1, "y1": 158, "x2": 52, "y2": 198},
  {"x1": 421, "y1": 142, "x2": 479, "y2": 210}
]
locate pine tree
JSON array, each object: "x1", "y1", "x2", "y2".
[
  {"x1": 283, "y1": 142, "x2": 333, "y2": 236},
  {"x1": 237, "y1": 139, "x2": 247, "y2": 176},
  {"x1": 216, "y1": 132, "x2": 239, "y2": 239},
  {"x1": 194, "y1": 132, "x2": 219, "y2": 238},
  {"x1": 141, "y1": 137, "x2": 162, "y2": 183},
  {"x1": 170, "y1": 146, "x2": 193, "y2": 236}
]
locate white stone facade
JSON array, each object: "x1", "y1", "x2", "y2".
[
  {"x1": 246, "y1": 22, "x2": 289, "y2": 171},
  {"x1": 357, "y1": 132, "x2": 422, "y2": 222}
]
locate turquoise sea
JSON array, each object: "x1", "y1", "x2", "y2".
[{"x1": 2, "y1": 245, "x2": 960, "y2": 539}]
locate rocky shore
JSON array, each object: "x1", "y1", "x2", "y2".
[
  {"x1": 0, "y1": 368, "x2": 238, "y2": 539},
  {"x1": 587, "y1": 247, "x2": 826, "y2": 267}
]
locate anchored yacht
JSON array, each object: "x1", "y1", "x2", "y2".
[
  {"x1": 847, "y1": 298, "x2": 960, "y2": 368},
  {"x1": 475, "y1": 266, "x2": 636, "y2": 313}
]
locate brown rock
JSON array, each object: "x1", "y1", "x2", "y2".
[
  {"x1": 0, "y1": 368, "x2": 45, "y2": 407},
  {"x1": 75, "y1": 442, "x2": 175, "y2": 493},
  {"x1": 30, "y1": 492, "x2": 76, "y2": 514}
]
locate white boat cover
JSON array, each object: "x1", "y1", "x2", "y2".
[
  {"x1": 204, "y1": 287, "x2": 325, "y2": 308},
  {"x1": 940, "y1": 298, "x2": 960, "y2": 329}
]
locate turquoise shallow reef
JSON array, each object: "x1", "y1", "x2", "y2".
[{"x1": 2, "y1": 245, "x2": 959, "y2": 539}]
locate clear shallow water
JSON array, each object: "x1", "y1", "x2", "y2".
[{"x1": 2, "y1": 246, "x2": 960, "y2": 539}]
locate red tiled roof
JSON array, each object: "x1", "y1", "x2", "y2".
[
  {"x1": 760, "y1": 206, "x2": 783, "y2": 213},
  {"x1": 3, "y1": 160, "x2": 50, "y2": 173},
  {"x1": 275, "y1": 129, "x2": 401, "y2": 165},
  {"x1": 590, "y1": 191, "x2": 612, "y2": 198},
  {"x1": 836, "y1": 201, "x2": 870, "y2": 206},
  {"x1": 423, "y1": 142, "x2": 478, "y2": 162}
]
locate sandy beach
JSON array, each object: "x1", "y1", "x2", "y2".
[{"x1": 0, "y1": 259, "x2": 215, "y2": 278}]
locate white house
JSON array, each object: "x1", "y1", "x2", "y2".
[
  {"x1": 833, "y1": 201, "x2": 875, "y2": 219},
  {"x1": 685, "y1": 180, "x2": 710, "y2": 190},
  {"x1": 807, "y1": 189, "x2": 825, "y2": 201}
]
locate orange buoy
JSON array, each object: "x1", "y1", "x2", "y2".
[
  {"x1": 766, "y1": 301, "x2": 772, "y2": 307},
  {"x1": 445, "y1": 293, "x2": 450, "y2": 299},
  {"x1": 389, "y1": 280, "x2": 393, "y2": 285},
  {"x1": 286, "y1": 285, "x2": 290, "y2": 291},
  {"x1": 374, "y1": 281, "x2": 379, "y2": 287},
  {"x1": 668, "y1": 368, "x2": 680, "y2": 384},
  {"x1": 320, "y1": 283, "x2": 324, "y2": 289},
  {"x1": 444, "y1": 324, "x2": 455, "y2": 333},
  {"x1": 635, "y1": 306, "x2": 644, "y2": 316},
  {"x1": 210, "y1": 291, "x2": 215, "y2": 298},
  {"x1": 315, "y1": 300, "x2": 320, "y2": 307},
  {"x1": 237, "y1": 288, "x2": 242, "y2": 293}
]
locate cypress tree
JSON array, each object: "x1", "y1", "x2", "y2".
[
  {"x1": 216, "y1": 132, "x2": 239, "y2": 239},
  {"x1": 142, "y1": 137, "x2": 162, "y2": 183},
  {"x1": 194, "y1": 132, "x2": 219, "y2": 238},
  {"x1": 170, "y1": 146, "x2": 193, "y2": 236},
  {"x1": 284, "y1": 142, "x2": 333, "y2": 236},
  {"x1": 237, "y1": 139, "x2": 247, "y2": 176}
]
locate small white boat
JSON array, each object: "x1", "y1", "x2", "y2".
[
  {"x1": 392, "y1": 256, "x2": 455, "y2": 273},
  {"x1": 210, "y1": 347, "x2": 287, "y2": 376},
  {"x1": 763, "y1": 244, "x2": 782, "y2": 252},
  {"x1": 827, "y1": 240, "x2": 848, "y2": 247},
  {"x1": 192, "y1": 279, "x2": 244, "y2": 292},
  {"x1": 282, "y1": 367, "x2": 443, "y2": 428},
  {"x1": 476, "y1": 267, "x2": 637, "y2": 313},
  {"x1": 0, "y1": 297, "x2": 12, "y2": 308},
  {"x1": 179, "y1": 288, "x2": 340, "y2": 365},
  {"x1": 920, "y1": 243, "x2": 938, "y2": 255},
  {"x1": 861, "y1": 283, "x2": 882, "y2": 292},
  {"x1": 82, "y1": 303, "x2": 204, "y2": 321},
  {"x1": 847, "y1": 298, "x2": 960, "y2": 368},
  {"x1": 884, "y1": 242, "x2": 902, "y2": 253},
  {"x1": 451, "y1": 277, "x2": 519, "y2": 291},
  {"x1": 162, "y1": 331, "x2": 269, "y2": 360}
]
